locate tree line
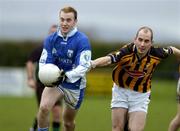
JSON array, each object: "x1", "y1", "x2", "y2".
[{"x1": 0, "y1": 40, "x2": 178, "y2": 79}]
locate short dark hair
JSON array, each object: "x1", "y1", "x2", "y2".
[
  {"x1": 135, "y1": 26, "x2": 153, "y2": 41},
  {"x1": 60, "y1": 6, "x2": 77, "y2": 20}
]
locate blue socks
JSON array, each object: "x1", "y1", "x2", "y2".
[{"x1": 38, "y1": 127, "x2": 48, "y2": 131}]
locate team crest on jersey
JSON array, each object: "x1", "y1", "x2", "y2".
[
  {"x1": 125, "y1": 70, "x2": 145, "y2": 78},
  {"x1": 52, "y1": 48, "x2": 57, "y2": 54},
  {"x1": 84, "y1": 54, "x2": 90, "y2": 61},
  {"x1": 67, "y1": 49, "x2": 73, "y2": 58}
]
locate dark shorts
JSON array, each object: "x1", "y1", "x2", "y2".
[{"x1": 36, "y1": 81, "x2": 62, "y2": 106}]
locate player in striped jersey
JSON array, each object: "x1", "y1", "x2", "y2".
[{"x1": 91, "y1": 26, "x2": 180, "y2": 131}]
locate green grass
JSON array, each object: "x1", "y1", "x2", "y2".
[
  {"x1": 0, "y1": 79, "x2": 180, "y2": 131},
  {"x1": 145, "y1": 80, "x2": 179, "y2": 131},
  {"x1": 0, "y1": 96, "x2": 37, "y2": 131},
  {"x1": 76, "y1": 95, "x2": 111, "y2": 131}
]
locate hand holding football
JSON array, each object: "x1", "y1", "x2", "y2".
[{"x1": 38, "y1": 64, "x2": 65, "y2": 87}]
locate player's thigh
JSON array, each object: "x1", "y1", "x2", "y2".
[
  {"x1": 112, "y1": 107, "x2": 128, "y2": 127},
  {"x1": 40, "y1": 87, "x2": 63, "y2": 109},
  {"x1": 128, "y1": 111, "x2": 147, "y2": 131}
]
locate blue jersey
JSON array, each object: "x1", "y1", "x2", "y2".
[{"x1": 39, "y1": 28, "x2": 91, "y2": 89}]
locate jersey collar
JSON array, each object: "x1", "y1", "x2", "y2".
[{"x1": 58, "y1": 27, "x2": 78, "y2": 41}]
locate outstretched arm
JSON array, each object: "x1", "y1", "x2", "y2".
[
  {"x1": 170, "y1": 46, "x2": 180, "y2": 57},
  {"x1": 91, "y1": 56, "x2": 112, "y2": 68}
]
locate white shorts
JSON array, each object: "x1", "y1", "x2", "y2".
[
  {"x1": 111, "y1": 84, "x2": 151, "y2": 113},
  {"x1": 57, "y1": 86, "x2": 85, "y2": 110}
]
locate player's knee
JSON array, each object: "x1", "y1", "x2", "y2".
[
  {"x1": 64, "y1": 121, "x2": 75, "y2": 129},
  {"x1": 39, "y1": 105, "x2": 50, "y2": 115},
  {"x1": 112, "y1": 124, "x2": 124, "y2": 131}
]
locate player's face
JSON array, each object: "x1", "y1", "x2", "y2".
[
  {"x1": 134, "y1": 30, "x2": 152, "y2": 56},
  {"x1": 60, "y1": 11, "x2": 77, "y2": 36}
]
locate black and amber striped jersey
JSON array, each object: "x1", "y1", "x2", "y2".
[{"x1": 108, "y1": 43, "x2": 173, "y2": 93}]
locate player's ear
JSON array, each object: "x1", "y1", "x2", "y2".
[{"x1": 74, "y1": 19, "x2": 78, "y2": 25}]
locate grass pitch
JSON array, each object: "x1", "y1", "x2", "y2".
[{"x1": 0, "y1": 78, "x2": 179, "y2": 131}]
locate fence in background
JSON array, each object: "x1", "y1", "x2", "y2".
[
  {"x1": 0, "y1": 67, "x2": 33, "y2": 96},
  {"x1": 0, "y1": 67, "x2": 177, "y2": 97}
]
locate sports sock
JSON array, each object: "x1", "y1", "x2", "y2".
[
  {"x1": 38, "y1": 127, "x2": 48, "y2": 131},
  {"x1": 52, "y1": 121, "x2": 60, "y2": 131}
]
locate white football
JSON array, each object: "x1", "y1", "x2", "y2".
[{"x1": 38, "y1": 64, "x2": 62, "y2": 87}]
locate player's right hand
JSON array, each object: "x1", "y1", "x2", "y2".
[{"x1": 27, "y1": 78, "x2": 37, "y2": 89}]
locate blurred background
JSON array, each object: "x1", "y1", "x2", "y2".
[{"x1": 0, "y1": 0, "x2": 180, "y2": 131}]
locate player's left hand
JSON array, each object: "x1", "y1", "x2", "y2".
[{"x1": 52, "y1": 69, "x2": 65, "y2": 86}]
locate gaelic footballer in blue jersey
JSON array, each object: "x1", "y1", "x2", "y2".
[
  {"x1": 38, "y1": 6, "x2": 91, "y2": 131},
  {"x1": 39, "y1": 27, "x2": 91, "y2": 89}
]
